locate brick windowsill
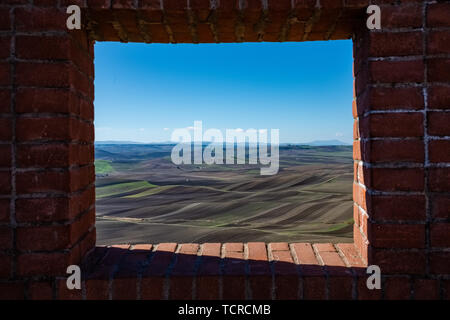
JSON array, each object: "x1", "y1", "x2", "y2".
[{"x1": 57, "y1": 242, "x2": 373, "y2": 300}]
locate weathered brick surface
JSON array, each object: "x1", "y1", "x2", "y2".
[{"x1": 0, "y1": 0, "x2": 449, "y2": 300}]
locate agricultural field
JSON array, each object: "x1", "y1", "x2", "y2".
[{"x1": 95, "y1": 143, "x2": 354, "y2": 245}]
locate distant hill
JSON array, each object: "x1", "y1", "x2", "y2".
[
  {"x1": 300, "y1": 140, "x2": 351, "y2": 146},
  {"x1": 95, "y1": 140, "x2": 145, "y2": 145},
  {"x1": 95, "y1": 140, "x2": 351, "y2": 146}
]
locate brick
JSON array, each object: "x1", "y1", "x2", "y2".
[
  {"x1": 112, "y1": 0, "x2": 136, "y2": 9},
  {"x1": 0, "y1": 144, "x2": 11, "y2": 167},
  {"x1": 369, "y1": 32, "x2": 422, "y2": 57},
  {"x1": 111, "y1": 278, "x2": 138, "y2": 300},
  {"x1": 170, "y1": 244, "x2": 199, "y2": 300},
  {"x1": 428, "y1": 30, "x2": 450, "y2": 54},
  {"x1": 429, "y1": 252, "x2": 450, "y2": 275},
  {"x1": 0, "y1": 36, "x2": 10, "y2": 60},
  {"x1": 353, "y1": 183, "x2": 368, "y2": 211},
  {"x1": 178, "y1": 243, "x2": 199, "y2": 254},
  {"x1": 225, "y1": 242, "x2": 243, "y2": 252},
  {"x1": 35, "y1": 0, "x2": 64, "y2": 6},
  {"x1": 432, "y1": 195, "x2": 450, "y2": 219},
  {"x1": 429, "y1": 140, "x2": 450, "y2": 163},
  {"x1": 444, "y1": 280, "x2": 450, "y2": 300},
  {"x1": 428, "y1": 86, "x2": 450, "y2": 110},
  {"x1": 16, "y1": 197, "x2": 69, "y2": 223},
  {"x1": 271, "y1": 248, "x2": 299, "y2": 300},
  {"x1": 198, "y1": 243, "x2": 221, "y2": 275},
  {"x1": 367, "y1": 139, "x2": 424, "y2": 163},
  {"x1": 0, "y1": 118, "x2": 12, "y2": 141},
  {"x1": 382, "y1": 4, "x2": 422, "y2": 28},
  {"x1": 360, "y1": 113, "x2": 423, "y2": 138},
  {"x1": 354, "y1": 66, "x2": 369, "y2": 96},
  {"x1": 141, "y1": 243, "x2": 177, "y2": 299},
  {"x1": 0, "y1": 252, "x2": 12, "y2": 278},
  {"x1": 431, "y1": 223, "x2": 450, "y2": 248},
  {"x1": 336, "y1": 243, "x2": 365, "y2": 270},
  {"x1": 369, "y1": 87, "x2": 424, "y2": 110},
  {"x1": 190, "y1": 0, "x2": 211, "y2": 11},
  {"x1": 87, "y1": 245, "x2": 130, "y2": 282},
  {"x1": 57, "y1": 278, "x2": 83, "y2": 300},
  {"x1": 0, "y1": 199, "x2": 9, "y2": 222},
  {"x1": 17, "y1": 144, "x2": 72, "y2": 168},
  {"x1": 427, "y1": 3, "x2": 450, "y2": 27},
  {"x1": 354, "y1": 225, "x2": 369, "y2": 270},
  {"x1": 269, "y1": 242, "x2": 289, "y2": 251},
  {"x1": 85, "y1": 279, "x2": 109, "y2": 300},
  {"x1": 429, "y1": 168, "x2": 450, "y2": 192},
  {"x1": 291, "y1": 243, "x2": 321, "y2": 272},
  {"x1": 16, "y1": 88, "x2": 71, "y2": 114},
  {"x1": 17, "y1": 251, "x2": 77, "y2": 277},
  {"x1": 369, "y1": 195, "x2": 426, "y2": 221},
  {"x1": 0, "y1": 171, "x2": 11, "y2": 195},
  {"x1": 16, "y1": 62, "x2": 70, "y2": 87},
  {"x1": 29, "y1": 281, "x2": 53, "y2": 300},
  {"x1": 372, "y1": 250, "x2": 426, "y2": 275},
  {"x1": 223, "y1": 245, "x2": 246, "y2": 299},
  {"x1": 329, "y1": 277, "x2": 353, "y2": 300},
  {"x1": 86, "y1": 0, "x2": 111, "y2": 9},
  {"x1": 0, "y1": 62, "x2": 10, "y2": 86},
  {"x1": 16, "y1": 35, "x2": 70, "y2": 60},
  {"x1": 80, "y1": 226, "x2": 96, "y2": 253},
  {"x1": 247, "y1": 242, "x2": 271, "y2": 300},
  {"x1": 314, "y1": 243, "x2": 335, "y2": 252},
  {"x1": 0, "y1": 89, "x2": 10, "y2": 113},
  {"x1": 15, "y1": 8, "x2": 66, "y2": 32},
  {"x1": 369, "y1": 167, "x2": 424, "y2": 192},
  {"x1": 16, "y1": 166, "x2": 94, "y2": 194},
  {"x1": 353, "y1": 119, "x2": 360, "y2": 139},
  {"x1": 370, "y1": 224, "x2": 425, "y2": 249},
  {"x1": 16, "y1": 212, "x2": 93, "y2": 251},
  {"x1": 413, "y1": 279, "x2": 440, "y2": 300},
  {"x1": 370, "y1": 60, "x2": 424, "y2": 83},
  {"x1": 197, "y1": 243, "x2": 221, "y2": 300},
  {"x1": 428, "y1": 58, "x2": 450, "y2": 83},
  {"x1": 19, "y1": 143, "x2": 92, "y2": 169},
  {"x1": 428, "y1": 112, "x2": 450, "y2": 137},
  {"x1": 0, "y1": 283, "x2": 25, "y2": 300},
  {"x1": 268, "y1": 0, "x2": 292, "y2": 11},
  {"x1": 353, "y1": 203, "x2": 360, "y2": 227},
  {"x1": 16, "y1": 118, "x2": 69, "y2": 141},
  {"x1": 0, "y1": 8, "x2": 11, "y2": 31},
  {"x1": 0, "y1": 226, "x2": 13, "y2": 250},
  {"x1": 384, "y1": 277, "x2": 411, "y2": 300},
  {"x1": 357, "y1": 277, "x2": 382, "y2": 300},
  {"x1": 291, "y1": 0, "x2": 318, "y2": 10},
  {"x1": 353, "y1": 140, "x2": 361, "y2": 161},
  {"x1": 316, "y1": 244, "x2": 352, "y2": 277}
]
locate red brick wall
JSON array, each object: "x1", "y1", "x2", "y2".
[{"x1": 0, "y1": 0, "x2": 449, "y2": 300}]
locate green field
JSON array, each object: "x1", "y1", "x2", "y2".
[
  {"x1": 96, "y1": 180, "x2": 157, "y2": 199},
  {"x1": 94, "y1": 160, "x2": 114, "y2": 175}
]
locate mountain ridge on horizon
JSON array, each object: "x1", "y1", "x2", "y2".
[{"x1": 95, "y1": 139, "x2": 351, "y2": 146}]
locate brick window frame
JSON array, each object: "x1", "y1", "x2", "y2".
[{"x1": 0, "y1": 0, "x2": 449, "y2": 300}]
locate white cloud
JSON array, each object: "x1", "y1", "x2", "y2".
[
  {"x1": 335, "y1": 132, "x2": 344, "y2": 137},
  {"x1": 163, "y1": 127, "x2": 170, "y2": 131}
]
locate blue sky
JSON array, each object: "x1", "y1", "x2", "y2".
[{"x1": 94, "y1": 40, "x2": 353, "y2": 144}]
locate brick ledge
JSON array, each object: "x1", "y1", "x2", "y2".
[{"x1": 56, "y1": 242, "x2": 374, "y2": 300}]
